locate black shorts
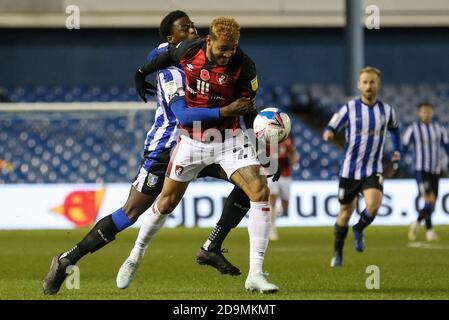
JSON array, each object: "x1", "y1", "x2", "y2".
[
  {"x1": 338, "y1": 173, "x2": 384, "y2": 204},
  {"x1": 132, "y1": 148, "x2": 229, "y2": 196},
  {"x1": 416, "y1": 171, "x2": 440, "y2": 197}
]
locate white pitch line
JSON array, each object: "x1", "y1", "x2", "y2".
[{"x1": 407, "y1": 242, "x2": 449, "y2": 250}]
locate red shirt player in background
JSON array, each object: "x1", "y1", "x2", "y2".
[{"x1": 267, "y1": 135, "x2": 299, "y2": 240}]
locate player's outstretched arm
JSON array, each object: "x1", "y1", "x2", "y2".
[
  {"x1": 139, "y1": 51, "x2": 175, "y2": 76},
  {"x1": 169, "y1": 97, "x2": 255, "y2": 126},
  {"x1": 323, "y1": 104, "x2": 349, "y2": 141},
  {"x1": 135, "y1": 52, "x2": 175, "y2": 102}
]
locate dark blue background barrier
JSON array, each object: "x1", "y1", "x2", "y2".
[{"x1": 1, "y1": 28, "x2": 448, "y2": 86}]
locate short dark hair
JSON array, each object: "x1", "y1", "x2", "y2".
[
  {"x1": 159, "y1": 10, "x2": 188, "y2": 41},
  {"x1": 418, "y1": 102, "x2": 433, "y2": 110}
]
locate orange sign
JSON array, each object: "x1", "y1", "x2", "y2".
[{"x1": 51, "y1": 188, "x2": 104, "y2": 227}]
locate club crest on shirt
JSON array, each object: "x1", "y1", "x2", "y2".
[
  {"x1": 200, "y1": 69, "x2": 210, "y2": 81},
  {"x1": 146, "y1": 173, "x2": 159, "y2": 188},
  {"x1": 217, "y1": 73, "x2": 227, "y2": 85},
  {"x1": 380, "y1": 115, "x2": 386, "y2": 126},
  {"x1": 175, "y1": 165, "x2": 184, "y2": 176},
  {"x1": 165, "y1": 80, "x2": 178, "y2": 96}
]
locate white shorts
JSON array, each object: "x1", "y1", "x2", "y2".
[
  {"x1": 166, "y1": 132, "x2": 261, "y2": 182},
  {"x1": 268, "y1": 176, "x2": 292, "y2": 200}
]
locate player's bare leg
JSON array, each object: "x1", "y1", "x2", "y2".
[
  {"x1": 352, "y1": 188, "x2": 383, "y2": 252},
  {"x1": 230, "y1": 165, "x2": 278, "y2": 293},
  {"x1": 269, "y1": 193, "x2": 279, "y2": 240},
  {"x1": 331, "y1": 199, "x2": 357, "y2": 267}
]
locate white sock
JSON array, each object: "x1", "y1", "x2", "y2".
[
  {"x1": 129, "y1": 200, "x2": 167, "y2": 262},
  {"x1": 248, "y1": 201, "x2": 271, "y2": 276}
]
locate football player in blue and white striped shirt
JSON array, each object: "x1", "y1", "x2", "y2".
[
  {"x1": 323, "y1": 67, "x2": 401, "y2": 267},
  {"x1": 403, "y1": 103, "x2": 449, "y2": 241}
]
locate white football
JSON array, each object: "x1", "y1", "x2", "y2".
[{"x1": 253, "y1": 107, "x2": 291, "y2": 143}]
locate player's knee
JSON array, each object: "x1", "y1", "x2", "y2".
[
  {"x1": 122, "y1": 203, "x2": 144, "y2": 222},
  {"x1": 338, "y1": 210, "x2": 352, "y2": 224},
  {"x1": 425, "y1": 193, "x2": 436, "y2": 204},
  {"x1": 157, "y1": 194, "x2": 177, "y2": 215},
  {"x1": 366, "y1": 203, "x2": 380, "y2": 215},
  {"x1": 248, "y1": 184, "x2": 270, "y2": 202}
]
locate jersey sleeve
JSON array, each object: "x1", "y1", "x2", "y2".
[
  {"x1": 170, "y1": 38, "x2": 204, "y2": 62},
  {"x1": 440, "y1": 124, "x2": 449, "y2": 156},
  {"x1": 441, "y1": 124, "x2": 449, "y2": 144},
  {"x1": 236, "y1": 53, "x2": 258, "y2": 99},
  {"x1": 141, "y1": 39, "x2": 204, "y2": 76},
  {"x1": 158, "y1": 68, "x2": 185, "y2": 104},
  {"x1": 325, "y1": 104, "x2": 349, "y2": 133},
  {"x1": 146, "y1": 43, "x2": 169, "y2": 63},
  {"x1": 140, "y1": 51, "x2": 175, "y2": 76},
  {"x1": 402, "y1": 124, "x2": 414, "y2": 147},
  {"x1": 388, "y1": 105, "x2": 399, "y2": 129},
  {"x1": 146, "y1": 47, "x2": 158, "y2": 63}
]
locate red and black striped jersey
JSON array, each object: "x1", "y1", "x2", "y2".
[{"x1": 140, "y1": 38, "x2": 258, "y2": 139}]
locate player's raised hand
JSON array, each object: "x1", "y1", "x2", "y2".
[
  {"x1": 323, "y1": 129, "x2": 334, "y2": 141},
  {"x1": 134, "y1": 68, "x2": 157, "y2": 103},
  {"x1": 220, "y1": 97, "x2": 255, "y2": 117}
]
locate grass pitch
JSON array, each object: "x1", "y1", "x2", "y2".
[{"x1": 1, "y1": 226, "x2": 448, "y2": 300}]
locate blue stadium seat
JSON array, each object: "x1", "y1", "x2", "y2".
[{"x1": 2, "y1": 83, "x2": 447, "y2": 182}]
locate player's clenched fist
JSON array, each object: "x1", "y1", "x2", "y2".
[{"x1": 322, "y1": 129, "x2": 334, "y2": 141}]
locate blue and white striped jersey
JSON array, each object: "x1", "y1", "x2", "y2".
[
  {"x1": 326, "y1": 98, "x2": 399, "y2": 179},
  {"x1": 142, "y1": 42, "x2": 186, "y2": 170},
  {"x1": 402, "y1": 120, "x2": 449, "y2": 174}
]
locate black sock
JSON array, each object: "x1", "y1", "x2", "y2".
[
  {"x1": 353, "y1": 209, "x2": 375, "y2": 232},
  {"x1": 203, "y1": 224, "x2": 231, "y2": 252},
  {"x1": 425, "y1": 215, "x2": 433, "y2": 230},
  {"x1": 419, "y1": 202, "x2": 434, "y2": 230},
  {"x1": 417, "y1": 212, "x2": 426, "y2": 223},
  {"x1": 203, "y1": 186, "x2": 250, "y2": 252},
  {"x1": 334, "y1": 223, "x2": 348, "y2": 256},
  {"x1": 60, "y1": 242, "x2": 88, "y2": 265},
  {"x1": 60, "y1": 215, "x2": 119, "y2": 264}
]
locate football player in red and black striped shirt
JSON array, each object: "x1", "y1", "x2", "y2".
[{"x1": 134, "y1": 17, "x2": 279, "y2": 293}]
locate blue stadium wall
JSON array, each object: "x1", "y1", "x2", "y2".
[{"x1": 1, "y1": 28, "x2": 448, "y2": 87}]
